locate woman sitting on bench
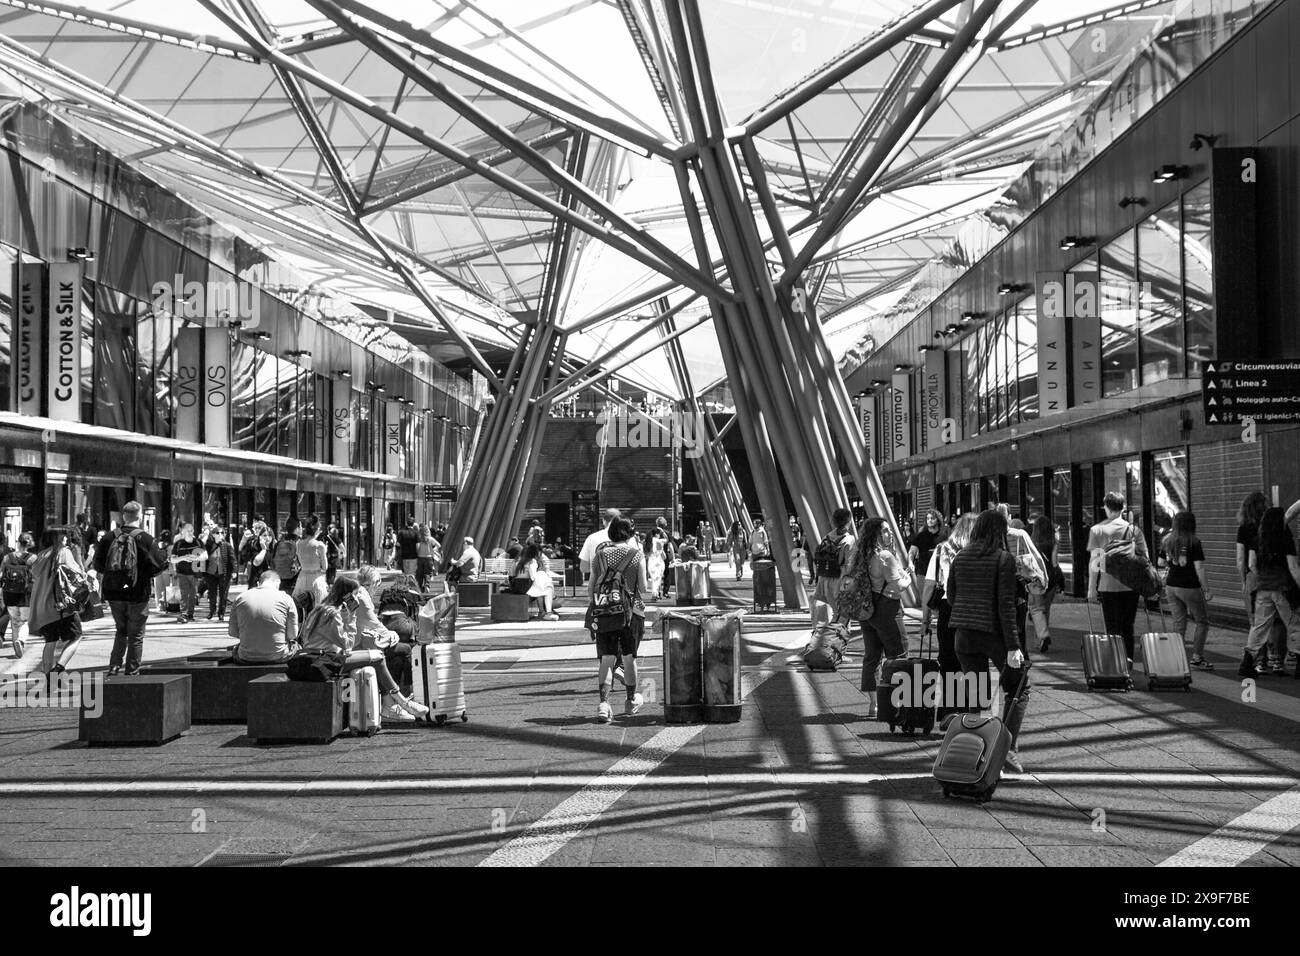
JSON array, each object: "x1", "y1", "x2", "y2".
[
  {"x1": 301, "y1": 577, "x2": 428, "y2": 723},
  {"x1": 514, "y1": 542, "x2": 559, "y2": 621}
]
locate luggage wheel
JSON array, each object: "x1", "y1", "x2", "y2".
[
  {"x1": 461, "y1": 712, "x2": 469, "y2": 722},
  {"x1": 435, "y1": 714, "x2": 448, "y2": 726},
  {"x1": 887, "y1": 723, "x2": 895, "y2": 733}
]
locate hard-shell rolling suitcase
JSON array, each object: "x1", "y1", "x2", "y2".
[
  {"x1": 933, "y1": 663, "x2": 1030, "y2": 802},
  {"x1": 1140, "y1": 606, "x2": 1192, "y2": 691},
  {"x1": 411, "y1": 642, "x2": 468, "y2": 725},
  {"x1": 343, "y1": 665, "x2": 381, "y2": 736},
  {"x1": 751, "y1": 559, "x2": 776, "y2": 612},
  {"x1": 1081, "y1": 605, "x2": 1132, "y2": 690},
  {"x1": 877, "y1": 657, "x2": 940, "y2": 735}
]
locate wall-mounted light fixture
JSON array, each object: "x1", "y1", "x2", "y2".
[
  {"x1": 944, "y1": 323, "x2": 961, "y2": 335},
  {"x1": 284, "y1": 349, "x2": 312, "y2": 359},
  {"x1": 366, "y1": 381, "x2": 386, "y2": 393},
  {"x1": 1189, "y1": 132, "x2": 1219, "y2": 151},
  {"x1": 245, "y1": 330, "x2": 272, "y2": 341},
  {"x1": 1152, "y1": 164, "x2": 1189, "y2": 184},
  {"x1": 1118, "y1": 196, "x2": 1148, "y2": 209},
  {"x1": 996, "y1": 282, "x2": 1027, "y2": 296},
  {"x1": 918, "y1": 345, "x2": 938, "y2": 353},
  {"x1": 893, "y1": 363, "x2": 913, "y2": 372},
  {"x1": 870, "y1": 379, "x2": 889, "y2": 388},
  {"x1": 959, "y1": 311, "x2": 986, "y2": 325},
  {"x1": 66, "y1": 247, "x2": 95, "y2": 262},
  {"x1": 1059, "y1": 235, "x2": 1095, "y2": 251},
  {"x1": 334, "y1": 368, "x2": 352, "y2": 379}
]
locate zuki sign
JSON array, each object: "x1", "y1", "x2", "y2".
[{"x1": 46, "y1": 262, "x2": 81, "y2": 421}]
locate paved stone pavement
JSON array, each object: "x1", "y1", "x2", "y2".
[{"x1": 1, "y1": 560, "x2": 1298, "y2": 867}]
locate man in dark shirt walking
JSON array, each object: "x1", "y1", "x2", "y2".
[
  {"x1": 396, "y1": 517, "x2": 420, "y2": 578},
  {"x1": 91, "y1": 501, "x2": 166, "y2": 675}
]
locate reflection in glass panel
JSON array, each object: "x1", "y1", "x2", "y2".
[
  {"x1": 80, "y1": 282, "x2": 94, "y2": 423},
  {"x1": 230, "y1": 341, "x2": 256, "y2": 451},
  {"x1": 990, "y1": 317, "x2": 1004, "y2": 430},
  {"x1": 276, "y1": 357, "x2": 299, "y2": 460},
  {"x1": 298, "y1": 371, "x2": 317, "y2": 462},
  {"x1": 153, "y1": 313, "x2": 175, "y2": 438},
  {"x1": 135, "y1": 304, "x2": 158, "y2": 434},
  {"x1": 1017, "y1": 300, "x2": 1038, "y2": 422},
  {"x1": 1051, "y1": 468, "x2": 1073, "y2": 590},
  {"x1": 1183, "y1": 182, "x2": 1213, "y2": 374},
  {"x1": 1138, "y1": 199, "x2": 1184, "y2": 384},
  {"x1": 252, "y1": 349, "x2": 278, "y2": 455},
  {"x1": 353, "y1": 391, "x2": 368, "y2": 471},
  {"x1": 93, "y1": 288, "x2": 136, "y2": 432},
  {"x1": 1100, "y1": 231, "x2": 1138, "y2": 396},
  {"x1": 961, "y1": 345, "x2": 977, "y2": 440},
  {"x1": 1002, "y1": 314, "x2": 1016, "y2": 428},
  {"x1": 1151, "y1": 449, "x2": 1189, "y2": 543}
]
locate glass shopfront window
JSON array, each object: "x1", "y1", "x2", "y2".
[
  {"x1": 1016, "y1": 299, "x2": 1038, "y2": 422},
  {"x1": 1183, "y1": 181, "x2": 1213, "y2": 375},
  {"x1": 1138, "y1": 199, "x2": 1184, "y2": 385},
  {"x1": 231, "y1": 340, "x2": 256, "y2": 451},
  {"x1": 253, "y1": 350, "x2": 278, "y2": 455},
  {"x1": 1100, "y1": 230, "x2": 1139, "y2": 397},
  {"x1": 1150, "y1": 448, "x2": 1189, "y2": 543}
]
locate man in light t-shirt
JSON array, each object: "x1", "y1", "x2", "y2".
[{"x1": 579, "y1": 508, "x2": 622, "y2": 578}]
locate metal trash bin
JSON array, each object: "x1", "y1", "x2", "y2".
[
  {"x1": 702, "y1": 610, "x2": 744, "y2": 723},
  {"x1": 751, "y1": 559, "x2": 776, "y2": 611},
  {"x1": 660, "y1": 609, "x2": 705, "y2": 723},
  {"x1": 674, "y1": 561, "x2": 711, "y2": 606}
]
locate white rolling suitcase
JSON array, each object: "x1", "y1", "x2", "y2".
[
  {"x1": 342, "y1": 665, "x2": 382, "y2": 736},
  {"x1": 411, "y1": 643, "x2": 468, "y2": 725}
]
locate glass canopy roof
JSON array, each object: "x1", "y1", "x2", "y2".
[{"x1": 0, "y1": 0, "x2": 1260, "y2": 399}]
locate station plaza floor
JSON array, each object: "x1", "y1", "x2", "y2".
[{"x1": 1, "y1": 559, "x2": 1298, "y2": 868}]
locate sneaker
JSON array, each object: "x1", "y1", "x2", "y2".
[
  {"x1": 397, "y1": 695, "x2": 430, "y2": 719},
  {"x1": 625, "y1": 692, "x2": 645, "y2": 716},
  {"x1": 11, "y1": 639, "x2": 25, "y2": 659},
  {"x1": 176, "y1": 616, "x2": 188, "y2": 624},
  {"x1": 1005, "y1": 750, "x2": 1025, "y2": 774},
  {"x1": 1272, "y1": 662, "x2": 1286, "y2": 675},
  {"x1": 541, "y1": 612, "x2": 559, "y2": 621},
  {"x1": 123, "y1": 667, "x2": 140, "y2": 677},
  {"x1": 597, "y1": 701, "x2": 612, "y2": 723},
  {"x1": 382, "y1": 702, "x2": 417, "y2": 723},
  {"x1": 1238, "y1": 652, "x2": 1259, "y2": 679},
  {"x1": 106, "y1": 665, "x2": 121, "y2": 677},
  {"x1": 1190, "y1": 656, "x2": 1215, "y2": 671}
]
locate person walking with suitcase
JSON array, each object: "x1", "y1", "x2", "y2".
[
  {"x1": 923, "y1": 512, "x2": 975, "y2": 707},
  {"x1": 1237, "y1": 492, "x2": 1290, "y2": 674},
  {"x1": 847, "y1": 517, "x2": 911, "y2": 719},
  {"x1": 946, "y1": 509, "x2": 1028, "y2": 772},
  {"x1": 726, "y1": 519, "x2": 747, "y2": 580},
  {"x1": 1087, "y1": 492, "x2": 1147, "y2": 665},
  {"x1": 91, "y1": 502, "x2": 167, "y2": 676},
  {"x1": 1159, "y1": 511, "x2": 1214, "y2": 671}
]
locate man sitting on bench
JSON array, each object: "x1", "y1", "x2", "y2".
[{"x1": 230, "y1": 570, "x2": 299, "y2": 664}]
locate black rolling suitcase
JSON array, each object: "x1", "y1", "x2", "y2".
[
  {"x1": 932, "y1": 663, "x2": 1030, "y2": 802},
  {"x1": 876, "y1": 626, "x2": 939, "y2": 735}
]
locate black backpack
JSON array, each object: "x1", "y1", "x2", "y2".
[
  {"x1": 1, "y1": 555, "x2": 32, "y2": 598},
  {"x1": 105, "y1": 528, "x2": 144, "y2": 586},
  {"x1": 813, "y1": 533, "x2": 844, "y2": 579}
]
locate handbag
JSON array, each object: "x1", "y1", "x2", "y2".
[
  {"x1": 286, "y1": 648, "x2": 346, "y2": 682},
  {"x1": 53, "y1": 561, "x2": 93, "y2": 614}
]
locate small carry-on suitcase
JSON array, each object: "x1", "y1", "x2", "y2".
[
  {"x1": 163, "y1": 573, "x2": 181, "y2": 614},
  {"x1": 877, "y1": 656, "x2": 940, "y2": 735},
  {"x1": 1140, "y1": 605, "x2": 1192, "y2": 691},
  {"x1": 933, "y1": 663, "x2": 1030, "y2": 802},
  {"x1": 411, "y1": 642, "x2": 468, "y2": 725},
  {"x1": 343, "y1": 665, "x2": 382, "y2": 736},
  {"x1": 1081, "y1": 606, "x2": 1132, "y2": 690},
  {"x1": 751, "y1": 559, "x2": 776, "y2": 612}
]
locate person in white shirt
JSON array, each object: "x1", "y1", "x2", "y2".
[
  {"x1": 455, "y1": 537, "x2": 482, "y2": 582},
  {"x1": 579, "y1": 509, "x2": 621, "y2": 578}
]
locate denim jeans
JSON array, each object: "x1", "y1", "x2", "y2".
[
  {"x1": 860, "y1": 593, "x2": 907, "y2": 692},
  {"x1": 1245, "y1": 589, "x2": 1300, "y2": 664},
  {"x1": 176, "y1": 575, "x2": 198, "y2": 620},
  {"x1": 1166, "y1": 585, "x2": 1209, "y2": 658},
  {"x1": 1028, "y1": 586, "x2": 1057, "y2": 643},
  {"x1": 108, "y1": 600, "x2": 149, "y2": 673}
]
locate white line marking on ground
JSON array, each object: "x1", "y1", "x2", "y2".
[
  {"x1": 1158, "y1": 783, "x2": 1300, "y2": 866},
  {"x1": 477, "y1": 632, "x2": 811, "y2": 867}
]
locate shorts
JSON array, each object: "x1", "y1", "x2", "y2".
[
  {"x1": 595, "y1": 614, "x2": 644, "y2": 658},
  {"x1": 40, "y1": 614, "x2": 82, "y2": 643}
]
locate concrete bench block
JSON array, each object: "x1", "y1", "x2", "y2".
[
  {"x1": 80, "y1": 674, "x2": 191, "y2": 746},
  {"x1": 246, "y1": 675, "x2": 342, "y2": 744},
  {"x1": 140, "y1": 662, "x2": 287, "y2": 723},
  {"x1": 457, "y1": 582, "x2": 492, "y2": 607},
  {"x1": 491, "y1": 591, "x2": 532, "y2": 623}
]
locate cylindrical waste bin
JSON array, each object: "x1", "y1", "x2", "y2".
[
  {"x1": 674, "y1": 561, "x2": 711, "y2": 606},
  {"x1": 660, "y1": 609, "x2": 705, "y2": 723},
  {"x1": 702, "y1": 610, "x2": 744, "y2": 722},
  {"x1": 751, "y1": 559, "x2": 776, "y2": 612}
]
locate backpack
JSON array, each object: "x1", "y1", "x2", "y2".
[
  {"x1": 803, "y1": 620, "x2": 849, "y2": 671},
  {"x1": 1, "y1": 555, "x2": 32, "y2": 598},
  {"x1": 272, "y1": 537, "x2": 301, "y2": 578},
  {"x1": 105, "y1": 529, "x2": 144, "y2": 586},
  {"x1": 299, "y1": 602, "x2": 350, "y2": 651},
  {"x1": 590, "y1": 545, "x2": 636, "y2": 634},
  {"x1": 813, "y1": 533, "x2": 844, "y2": 579}
]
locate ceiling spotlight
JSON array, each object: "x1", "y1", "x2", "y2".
[
  {"x1": 893, "y1": 363, "x2": 913, "y2": 372},
  {"x1": 227, "y1": 319, "x2": 244, "y2": 330},
  {"x1": 421, "y1": 407, "x2": 434, "y2": 415},
  {"x1": 1059, "y1": 235, "x2": 1095, "y2": 251},
  {"x1": 284, "y1": 349, "x2": 312, "y2": 358},
  {"x1": 366, "y1": 381, "x2": 386, "y2": 392},
  {"x1": 246, "y1": 330, "x2": 272, "y2": 341},
  {"x1": 870, "y1": 379, "x2": 889, "y2": 388},
  {"x1": 1118, "y1": 196, "x2": 1149, "y2": 210},
  {"x1": 1189, "y1": 132, "x2": 1219, "y2": 151},
  {"x1": 1152, "y1": 164, "x2": 1189, "y2": 184}
]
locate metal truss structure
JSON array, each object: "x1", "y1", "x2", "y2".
[{"x1": 0, "y1": 0, "x2": 1210, "y2": 605}]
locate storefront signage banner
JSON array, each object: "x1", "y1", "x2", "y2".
[
  {"x1": 175, "y1": 327, "x2": 202, "y2": 443},
  {"x1": 922, "y1": 349, "x2": 946, "y2": 450},
  {"x1": 13, "y1": 262, "x2": 44, "y2": 416},
  {"x1": 1035, "y1": 271, "x2": 1068, "y2": 417},
  {"x1": 45, "y1": 262, "x2": 81, "y2": 422},
  {"x1": 202, "y1": 327, "x2": 230, "y2": 447},
  {"x1": 858, "y1": 394, "x2": 875, "y2": 462},
  {"x1": 385, "y1": 400, "x2": 404, "y2": 477},
  {"x1": 333, "y1": 385, "x2": 355, "y2": 467},
  {"x1": 891, "y1": 372, "x2": 913, "y2": 460}
]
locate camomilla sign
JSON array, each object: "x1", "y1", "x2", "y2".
[
  {"x1": 49, "y1": 886, "x2": 151, "y2": 936},
  {"x1": 151, "y1": 275, "x2": 261, "y2": 328}
]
